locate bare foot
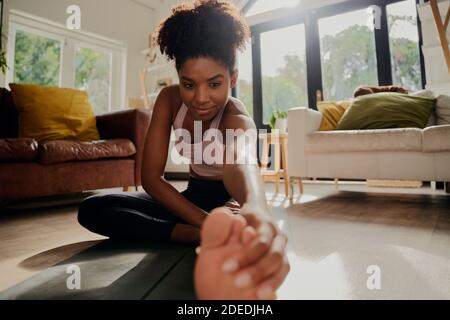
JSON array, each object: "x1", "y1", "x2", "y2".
[{"x1": 194, "y1": 208, "x2": 275, "y2": 300}]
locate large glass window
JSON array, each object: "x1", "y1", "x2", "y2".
[
  {"x1": 75, "y1": 47, "x2": 112, "y2": 115},
  {"x1": 237, "y1": 43, "x2": 254, "y2": 117},
  {"x1": 387, "y1": 0, "x2": 422, "y2": 91},
  {"x1": 8, "y1": 15, "x2": 126, "y2": 115},
  {"x1": 319, "y1": 9, "x2": 378, "y2": 101},
  {"x1": 13, "y1": 29, "x2": 62, "y2": 86},
  {"x1": 245, "y1": 0, "x2": 301, "y2": 17},
  {"x1": 260, "y1": 24, "x2": 307, "y2": 124}
]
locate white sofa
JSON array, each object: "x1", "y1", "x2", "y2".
[{"x1": 287, "y1": 107, "x2": 450, "y2": 190}]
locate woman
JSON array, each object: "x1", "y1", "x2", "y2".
[{"x1": 78, "y1": 0, "x2": 289, "y2": 299}]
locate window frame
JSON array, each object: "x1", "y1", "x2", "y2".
[
  {"x1": 238, "y1": 0, "x2": 426, "y2": 130},
  {"x1": 7, "y1": 23, "x2": 65, "y2": 87},
  {"x1": 73, "y1": 41, "x2": 114, "y2": 114},
  {"x1": 6, "y1": 9, "x2": 127, "y2": 114}
]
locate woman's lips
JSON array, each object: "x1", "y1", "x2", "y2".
[{"x1": 195, "y1": 107, "x2": 214, "y2": 116}]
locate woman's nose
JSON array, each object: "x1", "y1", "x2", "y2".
[{"x1": 194, "y1": 87, "x2": 209, "y2": 105}]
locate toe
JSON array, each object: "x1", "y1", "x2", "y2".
[
  {"x1": 228, "y1": 215, "x2": 247, "y2": 245},
  {"x1": 201, "y1": 207, "x2": 234, "y2": 249}
]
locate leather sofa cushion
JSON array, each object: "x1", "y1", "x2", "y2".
[
  {"x1": 422, "y1": 125, "x2": 450, "y2": 152},
  {"x1": 0, "y1": 138, "x2": 39, "y2": 162},
  {"x1": 38, "y1": 139, "x2": 136, "y2": 164},
  {"x1": 353, "y1": 85, "x2": 408, "y2": 98},
  {"x1": 306, "y1": 128, "x2": 423, "y2": 153}
]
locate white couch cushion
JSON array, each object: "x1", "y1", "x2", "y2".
[
  {"x1": 436, "y1": 94, "x2": 450, "y2": 125},
  {"x1": 422, "y1": 125, "x2": 450, "y2": 152},
  {"x1": 305, "y1": 128, "x2": 423, "y2": 153}
]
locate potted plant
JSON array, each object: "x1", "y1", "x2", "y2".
[
  {"x1": 0, "y1": 0, "x2": 6, "y2": 75},
  {"x1": 269, "y1": 109, "x2": 288, "y2": 133},
  {"x1": 0, "y1": 49, "x2": 6, "y2": 74}
]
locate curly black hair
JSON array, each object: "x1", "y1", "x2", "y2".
[{"x1": 154, "y1": 0, "x2": 250, "y2": 73}]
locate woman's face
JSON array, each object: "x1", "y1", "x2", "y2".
[{"x1": 178, "y1": 56, "x2": 238, "y2": 121}]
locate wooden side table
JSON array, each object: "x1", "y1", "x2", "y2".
[{"x1": 259, "y1": 132, "x2": 304, "y2": 197}]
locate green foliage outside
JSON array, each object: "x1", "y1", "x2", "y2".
[
  {"x1": 14, "y1": 30, "x2": 61, "y2": 86},
  {"x1": 237, "y1": 78, "x2": 253, "y2": 116},
  {"x1": 388, "y1": 14, "x2": 421, "y2": 91},
  {"x1": 13, "y1": 30, "x2": 112, "y2": 114},
  {"x1": 74, "y1": 47, "x2": 111, "y2": 115},
  {"x1": 0, "y1": 32, "x2": 7, "y2": 74},
  {"x1": 321, "y1": 25, "x2": 378, "y2": 101},
  {"x1": 238, "y1": 15, "x2": 421, "y2": 124}
]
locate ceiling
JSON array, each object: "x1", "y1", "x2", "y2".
[{"x1": 131, "y1": 0, "x2": 165, "y2": 10}]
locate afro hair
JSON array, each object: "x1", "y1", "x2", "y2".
[{"x1": 154, "y1": 0, "x2": 251, "y2": 73}]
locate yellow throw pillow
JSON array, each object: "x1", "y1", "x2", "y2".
[
  {"x1": 9, "y1": 83, "x2": 100, "y2": 142},
  {"x1": 317, "y1": 100, "x2": 352, "y2": 131}
]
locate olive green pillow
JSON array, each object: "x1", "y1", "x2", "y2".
[{"x1": 336, "y1": 92, "x2": 436, "y2": 130}]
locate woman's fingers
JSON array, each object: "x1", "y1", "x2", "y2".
[
  {"x1": 255, "y1": 257, "x2": 291, "y2": 300},
  {"x1": 228, "y1": 234, "x2": 288, "y2": 289},
  {"x1": 221, "y1": 221, "x2": 277, "y2": 272},
  {"x1": 240, "y1": 226, "x2": 258, "y2": 246}
]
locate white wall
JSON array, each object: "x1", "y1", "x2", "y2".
[
  {"x1": 418, "y1": 0, "x2": 450, "y2": 94},
  {"x1": 1, "y1": 0, "x2": 155, "y2": 101}
]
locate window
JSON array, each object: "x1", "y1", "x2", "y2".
[
  {"x1": 13, "y1": 29, "x2": 62, "y2": 86},
  {"x1": 387, "y1": 0, "x2": 422, "y2": 91},
  {"x1": 7, "y1": 10, "x2": 126, "y2": 115},
  {"x1": 319, "y1": 9, "x2": 378, "y2": 101},
  {"x1": 245, "y1": 0, "x2": 301, "y2": 17},
  {"x1": 237, "y1": 43, "x2": 254, "y2": 117},
  {"x1": 260, "y1": 24, "x2": 307, "y2": 124},
  {"x1": 75, "y1": 47, "x2": 112, "y2": 115},
  {"x1": 248, "y1": 0, "x2": 424, "y2": 129}
]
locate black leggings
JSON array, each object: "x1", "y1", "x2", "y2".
[{"x1": 77, "y1": 177, "x2": 232, "y2": 242}]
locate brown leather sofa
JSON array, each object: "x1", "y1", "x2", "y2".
[{"x1": 0, "y1": 88, "x2": 152, "y2": 200}]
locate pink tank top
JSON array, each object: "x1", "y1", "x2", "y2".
[{"x1": 172, "y1": 103, "x2": 227, "y2": 178}]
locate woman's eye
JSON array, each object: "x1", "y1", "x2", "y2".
[
  {"x1": 183, "y1": 83, "x2": 194, "y2": 89},
  {"x1": 209, "y1": 82, "x2": 222, "y2": 88}
]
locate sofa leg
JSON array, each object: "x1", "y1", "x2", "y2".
[
  {"x1": 298, "y1": 179, "x2": 304, "y2": 194},
  {"x1": 123, "y1": 186, "x2": 130, "y2": 192}
]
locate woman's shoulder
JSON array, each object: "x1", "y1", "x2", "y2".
[
  {"x1": 221, "y1": 97, "x2": 255, "y2": 130},
  {"x1": 226, "y1": 96, "x2": 251, "y2": 118},
  {"x1": 157, "y1": 84, "x2": 183, "y2": 123},
  {"x1": 159, "y1": 84, "x2": 182, "y2": 105}
]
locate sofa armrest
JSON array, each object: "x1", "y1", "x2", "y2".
[
  {"x1": 96, "y1": 108, "x2": 152, "y2": 186},
  {"x1": 287, "y1": 107, "x2": 322, "y2": 178},
  {"x1": 288, "y1": 107, "x2": 322, "y2": 137}
]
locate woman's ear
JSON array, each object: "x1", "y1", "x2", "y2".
[{"x1": 230, "y1": 69, "x2": 239, "y2": 89}]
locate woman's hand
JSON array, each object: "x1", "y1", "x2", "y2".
[{"x1": 221, "y1": 203, "x2": 290, "y2": 292}]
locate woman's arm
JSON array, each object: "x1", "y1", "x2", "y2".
[
  {"x1": 141, "y1": 86, "x2": 208, "y2": 228},
  {"x1": 221, "y1": 114, "x2": 289, "y2": 285}
]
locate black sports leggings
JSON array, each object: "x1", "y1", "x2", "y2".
[{"x1": 77, "y1": 177, "x2": 232, "y2": 242}]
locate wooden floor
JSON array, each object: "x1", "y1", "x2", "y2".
[{"x1": 1, "y1": 181, "x2": 450, "y2": 299}]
